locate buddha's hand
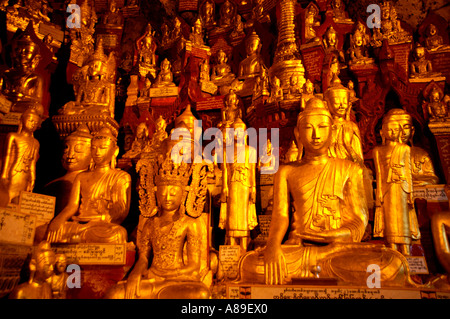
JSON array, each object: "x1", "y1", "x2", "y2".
[
  {"x1": 46, "y1": 215, "x2": 66, "y2": 242},
  {"x1": 263, "y1": 245, "x2": 287, "y2": 285},
  {"x1": 125, "y1": 271, "x2": 142, "y2": 299}
]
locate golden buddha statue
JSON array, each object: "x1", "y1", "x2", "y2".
[
  {"x1": 230, "y1": 14, "x2": 245, "y2": 39},
  {"x1": 377, "y1": 1, "x2": 412, "y2": 46},
  {"x1": 373, "y1": 109, "x2": 420, "y2": 255},
  {"x1": 102, "y1": 0, "x2": 124, "y2": 28},
  {"x1": 0, "y1": 32, "x2": 43, "y2": 113},
  {"x1": 304, "y1": 5, "x2": 320, "y2": 44},
  {"x1": 348, "y1": 29, "x2": 375, "y2": 65},
  {"x1": 69, "y1": 0, "x2": 97, "y2": 66},
  {"x1": 286, "y1": 74, "x2": 303, "y2": 100},
  {"x1": 9, "y1": 241, "x2": 55, "y2": 299},
  {"x1": 137, "y1": 24, "x2": 157, "y2": 79},
  {"x1": 424, "y1": 24, "x2": 450, "y2": 52},
  {"x1": 189, "y1": 18, "x2": 206, "y2": 48},
  {"x1": 329, "y1": 0, "x2": 353, "y2": 23},
  {"x1": 211, "y1": 49, "x2": 236, "y2": 94},
  {"x1": 219, "y1": 0, "x2": 236, "y2": 29},
  {"x1": 323, "y1": 26, "x2": 345, "y2": 63},
  {"x1": 43, "y1": 124, "x2": 93, "y2": 215},
  {"x1": 236, "y1": 99, "x2": 417, "y2": 287},
  {"x1": 46, "y1": 127, "x2": 131, "y2": 244},
  {"x1": 105, "y1": 155, "x2": 212, "y2": 299},
  {"x1": 410, "y1": 45, "x2": 441, "y2": 79},
  {"x1": 237, "y1": 31, "x2": 266, "y2": 96},
  {"x1": 219, "y1": 90, "x2": 242, "y2": 129},
  {"x1": 199, "y1": 0, "x2": 216, "y2": 29},
  {"x1": 258, "y1": 139, "x2": 277, "y2": 174},
  {"x1": 283, "y1": 140, "x2": 300, "y2": 163},
  {"x1": 396, "y1": 110, "x2": 439, "y2": 186},
  {"x1": 142, "y1": 116, "x2": 168, "y2": 155},
  {"x1": 427, "y1": 86, "x2": 449, "y2": 122},
  {"x1": 219, "y1": 118, "x2": 258, "y2": 251},
  {"x1": 301, "y1": 79, "x2": 315, "y2": 110},
  {"x1": 0, "y1": 107, "x2": 42, "y2": 206},
  {"x1": 50, "y1": 254, "x2": 68, "y2": 299},
  {"x1": 59, "y1": 39, "x2": 116, "y2": 118},
  {"x1": 268, "y1": 76, "x2": 284, "y2": 103},
  {"x1": 152, "y1": 58, "x2": 176, "y2": 88},
  {"x1": 250, "y1": 0, "x2": 270, "y2": 25},
  {"x1": 122, "y1": 122, "x2": 150, "y2": 159}
]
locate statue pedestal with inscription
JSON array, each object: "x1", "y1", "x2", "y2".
[
  {"x1": 51, "y1": 243, "x2": 136, "y2": 299},
  {"x1": 300, "y1": 44, "x2": 325, "y2": 85}
]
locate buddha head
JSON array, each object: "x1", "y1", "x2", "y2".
[
  {"x1": 246, "y1": 31, "x2": 262, "y2": 56},
  {"x1": 135, "y1": 122, "x2": 149, "y2": 140},
  {"x1": 381, "y1": 1, "x2": 391, "y2": 21},
  {"x1": 381, "y1": 109, "x2": 412, "y2": 144},
  {"x1": 91, "y1": 127, "x2": 119, "y2": 169},
  {"x1": 155, "y1": 115, "x2": 167, "y2": 133},
  {"x1": 324, "y1": 75, "x2": 350, "y2": 120},
  {"x1": 11, "y1": 32, "x2": 41, "y2": 72},
  {"x1": 54, "y1": 254, "x2": 67, "y2": 275},
  {"x1": 429, "y1": 86, "x2": 442, "y2": 103},
  {"x1": 160, "y1": 58, "x2": 171, "y2": 72},
  {"x1": 217, "y1": 49, "x2": 227, "y2": 64},
  {"x1": 29, "y1": 241, "x2": 55, "y2": 283},
  {"x1": 353, "y1": 30, "x2": 364, "y2": 48},
  {"x1": 304, "y1": 79, "x2": 314, "y2": 94},
  {"x1": 18, "y1": 107, "x2": 42, "y2": 134},
  {"x1": 62, "y1": 124, "x2": 93, "y2": 172},
  {"x1": 233, "y1": 117, "x2": 247, "y2": 144},
  {"x1": 295, "y1": 98, "x2": 333, "y2": 156},
  {"x1": 324, "y1": 26, "x2": 338, "y2": 48},
  {"x1": 86, "y1": 39, "x2": 107, "y2": 78},
  {"x1": 426, "y1": 24, "x2": 438, "y2": 37},
  {"x1": 225, "y1": 89, "x2": 239, "y2": 108},
  {"x1": 413, "y1": 45, "x2": 426, "y2": 61}
]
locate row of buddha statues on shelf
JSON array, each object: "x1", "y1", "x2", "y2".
[{"x1": 4, "y1": 71, "x2": 450, "y2": 298}]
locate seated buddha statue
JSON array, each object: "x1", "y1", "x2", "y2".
[
  {"x1": 152, "y1": 58, "x2": 176, "y2": 88},
  {"x1": 410, "y1": 45, "x2": 441, "y2": 79},
  {"x1": 348, "y1": 29, "x2": 374, "y2": 66},
  {"x1": 218, "y1": 0, "x2": 236, "y2": 29},
  {"x1": 237, "y1": 31, "x2": 266, "y2": 97},
  {"x1": 59, "y1": 39, "x2": 116, "y2": 118},
  {"x1": 137, "y1": 24, "x2": 157, "y2": 80},
  {"x1": 104, "y1": 155, "x2": 212, "y2": 299},
  {"x1": 189, "y1": 18, "x2": 206, "y2": 48},
  {"x1": 236, "y1": 98, "x2": 418, "y2": 288},
  {"x1": 199, "y1": 0, "x2": 216, "y2": 29},
  {"x1": 46, "y1": 127, "x2": 131, "y2": 244},
  {"x1": 424, "y1": 24, "x2": 450, "y2": 52},
  {"x1": 329, "y1": 0, "x2": 353, "y2": 23},
  {"x1": 427, "y1": 86, "x2": 449, "y2": 122},
  {"x1": 102, "y1": 0, "x2": 124, "y2": 28},
  {"x1": 211, "y1": 49, "x2": 236, "y2": 94},
  {"x1": 122, "y1": 122, "x2": 150, "y2": 160},
  {"x1": 0, "y1": 31, "x2": 43, "y2": 114}
]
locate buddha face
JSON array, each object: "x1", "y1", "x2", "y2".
[
  {"x1": 91, "y1": 137, "x2": 117, "y2": 167},
  {"x1": 54, "y1": 255, "x2": 67, "y2": 274},
  {"x1": 396, "y1": 118, "x2": 413, "y2": 144},
  {"x1": 21, "y1": 111, "x2": 41, "y2": 133},
  {"x1": 13, "y1": 42, "x2": 39, "y2": 70},
  {"x1": 225, "y1": 92, "x2": 237, "y2": 107},
  {"x1": 63, "y1": 137, "x2": 92, "y2": 172},
  {"x1": 326, "y1": 89, "x2": 349, "y2": 119},
  {"x1": 246, "y1": 37, "x2": 261, "y2": 56},
  {"x1": 305, "y1": 82, "x2": 314, "y2": 94},
  {"x1": 217, "y1": 50, "x2": 227, "y2": 64},
  {"x1": 88, "y1": 60, "x2": 105, "y2": 77},
  {"x1": 354, "y1": 35, "x2": 363, "y2": 47},
  {"x1": 430, "y1": 90, "x2": 441, "y2": 102},
  {"x1": 326, "y1": 31, "x2": 337, "y2": 47},
  {"x1": 161, "y1": 60, "x2": 171, "y2": 71},
  {"x1": 291, "y1": 76, "x2": 298, "y2": 86},
  {"x1": 382, "y1": 7, "x2": 390, "y2": 20},
  {"x1": 34, "y1": 252, "x2": 55, "y2": 281},
  {"x1": 382, "y1": 121, "x2": 401, "y2": 142},
  {"x1": 427, "y1": 24, "x2": 437, "y2": 37},
  {"x1": 136, "y1": 123, "x2": 148, "y2": 139},
  {"x1": 414, "y1": 47, "x2": 425, "y2": 60},
  {"x1": 298, "y1": 113, "x2": 332, "y2": 154},
  {"x1": 156, "y1": 184, "x2": 183, "y2": 212}
]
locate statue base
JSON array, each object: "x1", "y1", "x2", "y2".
[{"x1": 52, "y1": 114, "x2": 120, "y2": 139}]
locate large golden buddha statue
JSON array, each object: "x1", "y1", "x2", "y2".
[
  {"x1": 0, "y1": 31, "x2": 43, "y2": 114},
  {"x1": 237, "y1": 99, "x2": 417, "y2": 288},
  {"x1": 373, "y1": 109, "x2": 420, "y2": 256},
  {"x1": 46, "y1": 127, "x2": 131, "y2": 244},
  {"x1": 59, "y1": 39, "x2": 116, "y2": 118},
  {"x1": 105, "y1": 153, "x2": 212, "y2": 299}
]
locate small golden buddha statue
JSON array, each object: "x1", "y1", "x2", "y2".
[
  {"x1": 199, "y1": 0, "x2": 216, "y2": 29},
  {"x1": 377, "y1": 1, "x2": 412, "y2": 46},
  {"x1": 424, "y1": 24, "x2": 450, "y2": 52},
  {"x1": 427, "y1": 86, "x2": 449, "y2": 122},
  {"x1": 105, "y1": 156, "x2": 212, "y2": 299},
  {"x1": 373, "y1": 109, "x2": 420, "y2": 255},
  {"x1": 237, "y1": 31, "x2": 266, "y2": 96},
  {"x1": 0, "y1": 31, "x2": 43, "y2": 113},
  {"x1": 301, "y1": 79, "x2": 315, "y2": 110},
  {"x1": 50, "y1": 254, "x2": 68, "y2": 299},
  {"x1": 283, "y1": 140, "x2": 300, "y2": 163},
  {"x1": 348, "y1": 29, "x2": 374, "y2": 65},
  {"x1": 268, "y1": 76, "x2": 284, "y2": 103},
  {"x1": 122, "y1": 122, "x2": 150, "y2": 159},
  {"x1": 329, "y1": 0, "x2": 353, "y2": 23},
  {"x1": 250, "y1": 0, "x2": 270, "y2": 24},
  {"x1": 46, "y1": 127, "x2": 131, "y2": 244},
  {"x1": 189, "y1": 18, "x2": 206, "y2": 48},
  {"x1": 219, "y1": 118, "x2": 258, "y2": 251},
  {"x1": 258, "y1": 139, "x2": 277, "y2": 174},
  {"x1": 323, "y1": 26, "x2": 345, "y2": 63},
  {"x1": 286, "y1": 74, "x2": 303, "y2": 100},
  {"x1": 0, "y1": 107, "x2": 42, "y2": 206},
  {"x1": 152, "y1": 58, "x2": 176, "y2": 88},
  {"x1": 304, "y1": 5, "x2": 321, "y2": 44},
  {"x1": 410, "y1": 45, "x2": 441, "y2": 79},
  {"x1": 219, "y1": 0, "x2": 236, "y2": 29},
  {"x1": 230, "y1": 14, "x2": 245, "y2": 38},
  {"x1": 9, "y1": 241, "x2": 55, "y2": 299},
  {"x1": 69, "y1": 0, "x2": 97, "y2": 66},
  {"x1": 199, "y1": 59, "x2": 211, "y2": 83},
  {"x1": 219, "y1": 90, "x2": 242, "y2": 129},
  {"x1": 143, "y1": 116, "x2": 168, "y2": 155},
  {"x1": 137, "y1": 23, "x2": 157, "y2": 79},
  {"x1": 211, "y1": 49, "x2": 236, "y2": 93},
  {"x1": 396, "y1": 110, "x2": 439, "y2": 186},
  {"x1": 102, "y1": 0, "x2": 124, "y2": 28},
  {"x1": 60, "y1": 39, "x2": 116, "y2": 117}
]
